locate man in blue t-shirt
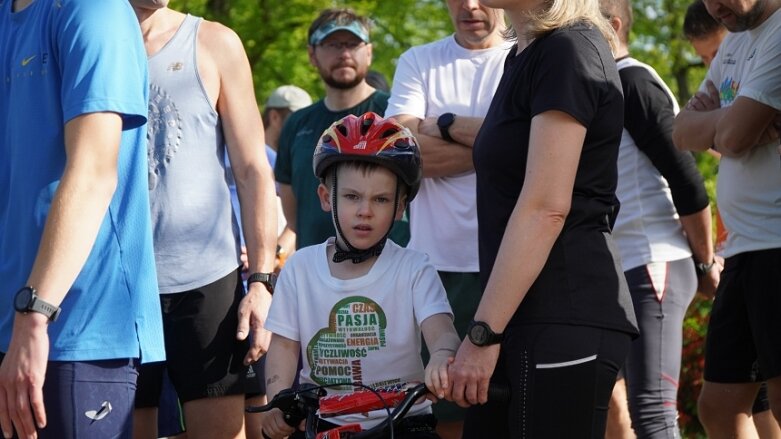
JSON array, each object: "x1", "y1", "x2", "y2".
[{"x1": 0, "y1": 1, "x2": 164, "y2": 438}]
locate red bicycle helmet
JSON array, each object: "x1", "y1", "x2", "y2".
[{"x1": 313, "y1": 112, "x2": 422, "y2": 201}]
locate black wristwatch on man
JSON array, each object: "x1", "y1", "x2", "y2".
[
  {"x1": 437, "y1": 112, "x2": 456, "y2": 142},
  {"x1": 14, "y1": 286, "x2": 61, "y2": 322},
  {"x1": 247, "y1": 272, "x2": 277, "y2": 294}
]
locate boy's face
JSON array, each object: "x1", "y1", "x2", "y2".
[
  {"x1": 690, "y1": 30, "x2": 726, "y2": 67},
  {"x1": 318, "y1": 165, "x2": 406, "y2": 251}
]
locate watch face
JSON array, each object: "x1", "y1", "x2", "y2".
[
  {"x1": 14, "y1": 287, "x2": 33, "y2": 311},
  {"x1": 470, "y1": 323, "x2": 488, "y2": 345},
  {"x1": 438, "y1": 112, "x2": 455, "y2": 128}
]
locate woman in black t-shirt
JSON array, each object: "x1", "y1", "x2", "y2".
[{"x1": 445, "y1": 1, "x2": 639, "y2": 437}]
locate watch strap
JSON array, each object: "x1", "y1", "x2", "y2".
[
  {"x1": 30, "y1": 297, "x2": 61, "y2": 322},
  {"x1": 247, "y1": 272, "x2": 277, "y2": 293}
]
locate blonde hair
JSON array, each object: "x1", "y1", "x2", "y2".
[{"x1": 524, "y1": 0, "x2": 618, "y2": 52}]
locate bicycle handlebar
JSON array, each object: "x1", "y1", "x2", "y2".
[{"x1": 247, "y1": 382, "x2": 510, "y2": 439}]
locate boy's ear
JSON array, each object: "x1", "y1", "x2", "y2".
[
  {"x1": 394, "y1": 194, "x2": 408, "y2": 221},
  {"x1": 317, "y1": 183, "x2": 332, "y2": 212}
]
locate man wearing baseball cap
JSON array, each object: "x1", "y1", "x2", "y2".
[
  {"x1": 274, "y1": 8, "x2": 409, "y2": 251},
  {"x1": 264, "y1": 85, "x2": 313, "y2": 152}
]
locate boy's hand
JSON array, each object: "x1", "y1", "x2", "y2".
[
  {"x1": 424, "y1": 349, "x2": 455, "y2": 402},
  {"x1": 259, "y1": 408, "x2": 299, "y2": 439}
]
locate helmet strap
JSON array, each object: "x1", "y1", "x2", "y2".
[{"x1": 330, "y1": 171, "x2": 401, "y2": 264}]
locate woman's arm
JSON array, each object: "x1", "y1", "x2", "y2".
[{"x1": 448, "y1": 110, "x2": 586, "y2": 407}]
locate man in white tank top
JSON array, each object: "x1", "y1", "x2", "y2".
[{"x1": 129, "y1": 1, "x2": 278, "y2": 438}]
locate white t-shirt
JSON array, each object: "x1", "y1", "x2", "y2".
[
  {"x1": 703, "y1": 9, "x2": 781, "y2": 257},
  {"x1": 386, "y1": 35, "x2": 511, "y2": 272},
  {"x1": 266, "y1": 239, "x2": 452, "y2": 428},
  {"x1": 613, "y1": 58, "x2": 691, "y2": 270}
]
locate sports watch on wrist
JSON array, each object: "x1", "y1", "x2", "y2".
[
  {"x1": 436, "y1": 112, "x2": 456, "y2": 142},
  {"x1": 695, "y1": 260, "x2": 716, "y2": 277},
  {"x1": 14, "y1": 286, "x2": 61, "y2": 322},
  {"x1": 466, "y1": 320, "x2": 504, "y2": 347},
  {"x1": 247, "y1": 272, "x2": 277, "y2": 294}
]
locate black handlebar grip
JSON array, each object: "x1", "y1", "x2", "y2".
[{"x1": 487, "y1": 383, "x2": 511, "y2": 404}]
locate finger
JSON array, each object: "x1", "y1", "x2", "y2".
[
  {"x1": 477, "y1": 377, "x2": 490, "y2": 405},
  {"x1": 29, "y1": 383, "x2": 46, "y2": 430},
  {"x1": 464, "y1": 379, "x2": 479, "y2": 406},
  {"x1": 0, "y1": 387, "x2": 13, "y2": 439},
  {"x1": 450, "y1": 371, "x2": 470, "y2": 408},
  {"x1": 244, "y1": 326, "x2": 271, "y2": 365},
  {"x1": 12, "y1": 387, "x2": 36, "y2": 439},
  {"x1": 236, "y1": 299, "x2": 250, "y2": 341},
  {"x1": 706, "y1": 80, "x2": 719, "y2": 99}
]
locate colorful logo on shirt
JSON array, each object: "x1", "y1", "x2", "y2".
[
  {"x1": 21, "y1": 55, "x2": 36, "y2": 66},
  {"x1": 307, "y1": 296, "x2": 388, "y2": 390},
  {"x1": 719, "y1": 76, "x2": 739, "y2": 106},
  {"x1": 147, "y1": 83, "x2": 182, "y2": 189}
]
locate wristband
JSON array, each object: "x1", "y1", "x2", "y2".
[{"x1": 695, "y1": 260, "x2": 716, "y2": 277}]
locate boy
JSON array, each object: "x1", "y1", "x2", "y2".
[{"x1": 261, "y1": 113, "x2": 460, "y2": 438}]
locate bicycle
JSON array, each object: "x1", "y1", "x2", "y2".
[{"x1": 246, "y1": 381, "x2": 509, "y2": 439}]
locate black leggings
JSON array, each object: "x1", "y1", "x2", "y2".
[{"x1": 463, "y1": 324, "x2": 632, "y2": 438}]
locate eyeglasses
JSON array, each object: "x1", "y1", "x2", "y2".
[{"x1": 317, "y1": 41, "x2": 367, "y2": 54}]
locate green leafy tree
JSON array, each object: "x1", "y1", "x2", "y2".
[{"x1": 172, "y1": 0, "x2": 452, "y2": 104}]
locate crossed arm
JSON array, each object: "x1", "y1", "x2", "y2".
[
  {"x1": 674, "y1": 80, "x2": 781, "y2": 156},
  {"x1": 393, "y1": 114, "x2": 485, "y2": 178}
]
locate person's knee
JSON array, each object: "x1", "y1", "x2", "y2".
[
  {"x1": 699, "y1": 382, "x2": 758, "y2": 425},
  {"x1": 767, "y1": 378, "x2": 781, "y2": 421},
  {"x1": 183, "y1": 395, "x2": 246, "y2": 438}
]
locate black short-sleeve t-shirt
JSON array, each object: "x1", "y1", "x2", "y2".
[{"x1": 473, "y1": 22, "x2": 638, "y2": 335}]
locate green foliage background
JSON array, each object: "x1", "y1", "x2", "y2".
[{"x1": 170, "y1": 1, "x2": 718, "y2": 436}]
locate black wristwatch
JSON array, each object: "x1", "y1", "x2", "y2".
[
  {"x1": 14, "y1": 286, "x2": 61, "y2": 322},
  {"x1": 247, "y1": 272, "x2": 277, "y2": 294},
  {"x1": 436, "y1": 112, "x2": 456, "y2": 142},
  {"x1": 466, "y1": 320, "x2": 503, "y2": 347},
  {"x1": 695, "y1": 260, "x2": 716, "y2": 277}
]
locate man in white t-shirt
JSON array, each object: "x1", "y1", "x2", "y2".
[
  {"x1": 385, "y1": 1, "x2": 509, "y2": 437},
  {"x1": 673, "y1": 0, "x2": 781, "y2": 435}
]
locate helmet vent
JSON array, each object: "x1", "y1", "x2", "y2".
[
  {"x1": 360, "y1": 117, "x2": 374, "y2": 135},
  {"x1": 322, "y1": 134, "x2": 333, "y2": 143},
  {"x1": 394, "y1": 140, "x2": 412, "y2": 149},
  {"x1": 380, "y1": 128, "x2": 398, "y2": 139},
  {"x1": 336, "y1": 124, "x2": 348, "y2": 137}
]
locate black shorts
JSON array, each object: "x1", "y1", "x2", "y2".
[
  {"x1": 0, "y1": 354, "x2": 137, "y2": 439},
  {"x1": 463, "y1": 324, "x2": 632, "y2": 439},
  {"x1": 704, "y1": 248, "x2": 781, "y2": 383},
  {"x1": 135, "y1": 268, "x2": 250, "y2": 406}
]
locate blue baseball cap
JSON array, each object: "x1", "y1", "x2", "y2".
[{"x1": 309, "y1": 19, "x2": 370, "y2": 46}]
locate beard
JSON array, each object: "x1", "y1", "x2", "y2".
[
  {"x1": 320, "y1": 63, "x2": 368, "y2": 90},
  {"x1": 723, "y1": 0, "x2": 766, "y2": 31}
]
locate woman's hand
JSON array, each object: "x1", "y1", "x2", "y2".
[{"x1": 446, "y1": 339, "x2": 500, "y2": 408}]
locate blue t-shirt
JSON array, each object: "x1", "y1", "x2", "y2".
[{"x1": 0, "y1": 0, "x2": 165, "y2": 362}]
